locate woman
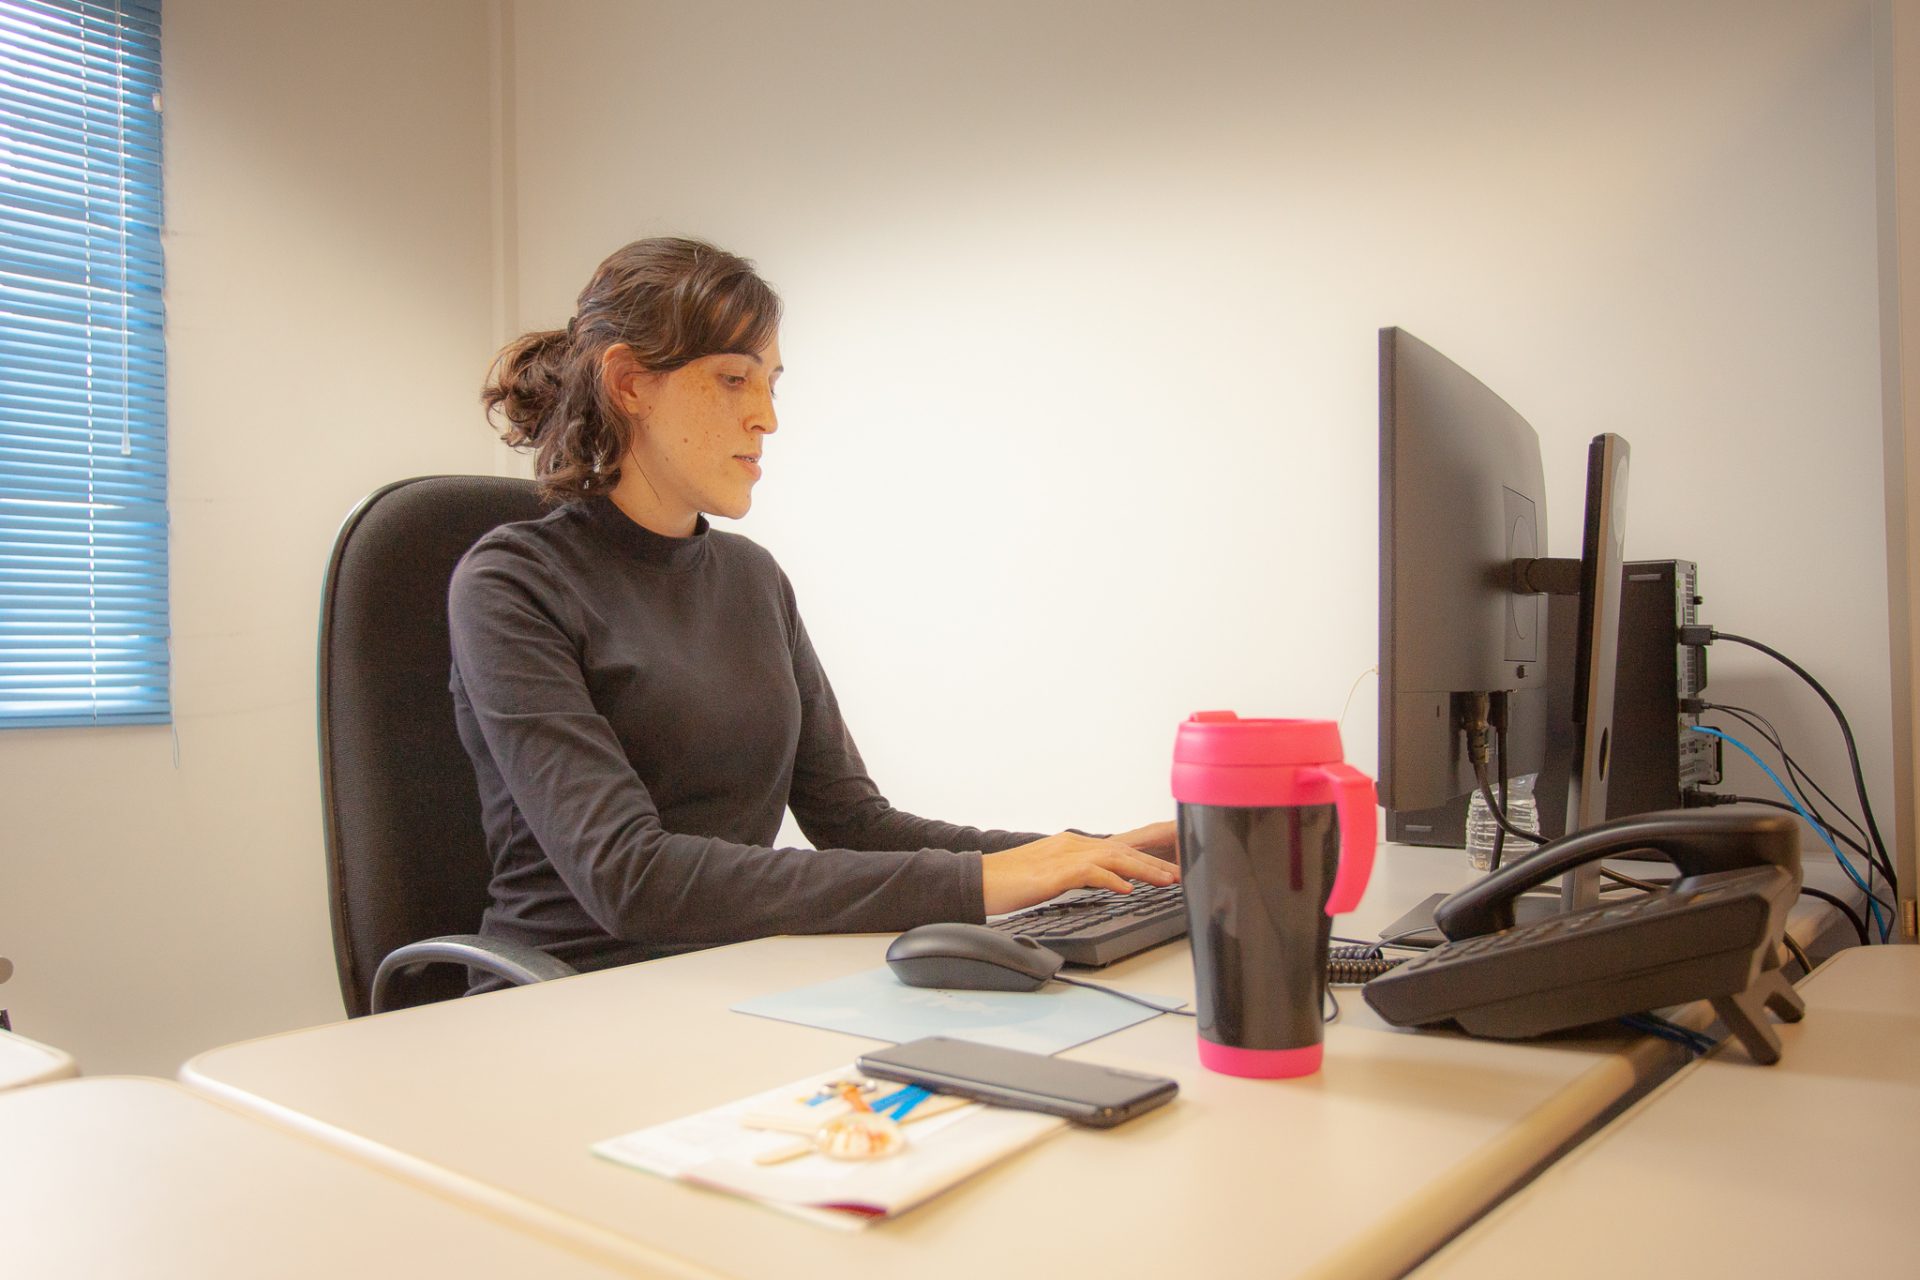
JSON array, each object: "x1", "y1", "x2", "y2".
[{"x1": 452, "y1": 237, "x2": 1175, "y2": 983}]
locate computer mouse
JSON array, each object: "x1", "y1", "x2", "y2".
[{"x1": 885, "y1": 922, "x2": 1067, "y2": 992}]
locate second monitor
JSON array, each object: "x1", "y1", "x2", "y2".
[{"x1": 1377, "y1": 327, "x2": 1630, "y2": 914}]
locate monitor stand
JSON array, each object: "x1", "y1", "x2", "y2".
[{"x1": 1378, "y1": 891, "x2": 1566, "y2": 949}]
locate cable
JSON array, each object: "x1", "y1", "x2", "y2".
[
  {"x1": 1710, "y1": 708, "x2": 1892, "y2": 937},
  {"x1": 1707, "y1": 632, "x2": 1896, "y2": 897},
  {"x1": 1688, "y1": 725, "x2": 1891, "y2": 940},
  {"x1": 1328, "y1": 945, "x2": 1405, "y2": 984},
  {"x1": 1708, "y1": 703, "x2": 1875, "y2": 855},
  {"x1": 1780, "y1": 933, "x2": 1814, "y2": 981},
  {"x1": 1620, "y1": 1013, "x2": 1716, "y2": 1056},
  {"x1": 1338, "y1": 665, "x2": 1377, "y2": 735},
  {"x1": 1323, "y1": 985, "x2": 1341, "y2": 1025},
  {"x1": 1722, "y1": 795, "x2": 1887, "y2": 933},
  {"x1": 1707, "y1": 703, "x2": 1894, "y2": 899},
  {"x1": 1600, "y1": 867, "x2": 1668, "y2": 892},
  {"x1": 1050, "y1": 974, "x2": 1196, "y2": 1017},
  {"x1": 1794, "y1": 883, "x2": 1870, "y2": 946},
  {"x1": 1475, "y1": 760, "x2": 1548, "y2": 849},
  {"x1": 1719, "y1": 791, "x2": 1893, "y2": 918},
  {"x1": 1490, "y1": 704, "x2": 1512, "y2": 872},
  {"x1": 1707, "y1": 724, "x2": 1882, "y2": 871}
]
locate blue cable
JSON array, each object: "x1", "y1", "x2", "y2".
[
  {"x1": 1620, "y1": 1013, "x2": 1716, "y2": 1056},
  {"x1": 1688, "y1": 724, "x2": 1891, "y2": 941}
]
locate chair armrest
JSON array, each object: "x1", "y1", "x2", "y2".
[{"x1": 370, "y1": 935, "x2": 577, "y2": 1013}]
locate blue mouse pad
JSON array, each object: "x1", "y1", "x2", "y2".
[{"x1": 730, "y1": 967, "x2": 1171, "y2": 1054}]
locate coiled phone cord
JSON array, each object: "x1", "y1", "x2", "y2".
[{"x1": 1328, "y1": 945, "x2": 1405, "y2": 986}]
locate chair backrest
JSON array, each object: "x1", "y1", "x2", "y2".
[{"x1": 318, "y1": 475, "x2": 548, "y2": 1017}]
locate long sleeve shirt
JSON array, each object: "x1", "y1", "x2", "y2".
[{"x1": 448, "y1": 495, "x2": 1040, "y2": 983}]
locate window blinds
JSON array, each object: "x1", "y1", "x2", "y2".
[{"x1": 0, "y1": 0, "x2": 168, "y2": 728}]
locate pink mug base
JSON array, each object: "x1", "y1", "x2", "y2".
[{"x1": 1198, "y1": 1038, "x2": 1323, "y2": 1078}]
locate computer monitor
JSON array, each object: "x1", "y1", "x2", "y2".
[{"x1": 1377, "y1": 328, "x2": 1629, "y2": 916}]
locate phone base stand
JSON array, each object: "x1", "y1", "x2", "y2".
[{"x1": 1708, "y1": 966, "x2": 1805, "y2": 1066}]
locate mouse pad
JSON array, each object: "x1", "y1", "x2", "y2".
[{"x1": 730, "y1": 967, "x2": 1167, "y2": 1054}]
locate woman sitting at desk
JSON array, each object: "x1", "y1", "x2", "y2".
[{"x1": 452, "y1": 237, "x2": 1175, "y2": 985}]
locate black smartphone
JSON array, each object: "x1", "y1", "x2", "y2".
[{"x1": 856, "y1": 1036, "x2": 1178, "y2": 1128}]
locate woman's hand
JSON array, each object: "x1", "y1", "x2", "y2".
[
  {"x1": 981, "y1": 830, "x2": 1181, "y2": 916},
  {"x1": 1109, "y1": 819, "x2": 1178, "y2": 863}
]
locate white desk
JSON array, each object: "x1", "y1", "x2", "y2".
[
  {"x1": 1412, "y1": 944, "x2": 1920, "y2": 1277},
  {"x1": 182, "y1": 844, "x2": 1814, "y2": 1280},
  {"x1": 0, "y1": 1076, "x2": 707, "y2": 1278},
  {"x1": 0, "y1": 1027, "x2": 77, "y2": 1090}
]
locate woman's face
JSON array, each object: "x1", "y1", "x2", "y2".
[{"x1": 610, "y1": 334, "x2": 783, "y2": 535}]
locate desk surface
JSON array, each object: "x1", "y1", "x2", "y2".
[
  {"x1": 0, "y1": 1076, "x2": 707, "y2": 1279},
  {"x1": 0, "y1": 1027, "x2": 77, "y2": 1090},
  {"x1": 182, "y1": 845, "x2": 1723, "y2": 1280},
  {"x1": 1413, "y1": 944, "x2": 1920, "y2": 1277}
]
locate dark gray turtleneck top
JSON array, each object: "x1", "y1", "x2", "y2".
[{"x1": 448, "y1": 496, "x2": 1039, "y2": 983}]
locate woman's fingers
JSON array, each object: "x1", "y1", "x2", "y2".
[
  {"x1": 1108, "y1": 845, "x2": 1178, "y2": 885},
  {"x1": 1112, "y1": 820, "x2": 1177, "y2": 854},
  {"x1": 981, "y1": 831, "x2": 1182, "y2": 913},
  {"x1": 1081, "y1": 864, "x2": 1136, "y2": 895}
]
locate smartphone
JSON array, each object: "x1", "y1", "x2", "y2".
[{"x1": 856, "y1": 1036, "x2": 1178, "y2": 1128}]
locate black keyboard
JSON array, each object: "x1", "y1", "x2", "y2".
[
  {"x1": 987, "y1": 882, "x2": 1189, "y2": 967},
  {"x1": 988, "y1": 884, "x2": 1410, "y2": 984}
]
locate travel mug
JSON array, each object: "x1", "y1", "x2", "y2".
[{"x1": 1171, "y1": 712, "x2": 1376, "y2": 1078}]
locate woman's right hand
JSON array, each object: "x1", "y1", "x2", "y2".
[{"x1": 980, "y1": 831, "x2": 1181, "y2": 916}]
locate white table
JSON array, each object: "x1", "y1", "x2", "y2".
[
  {"x1": 0, "y1": 1027, "x2": 77, "y2": 1090},
  {"x1": 1411, "y1": 944, "x2": 1920, "y2": 1277},
  {"x1": 181, "y1": 843, "x2": 1834, "y2": 1280},
  {"x1": 0, "y1": 1076, "x2": 708, "y2": 1278}
]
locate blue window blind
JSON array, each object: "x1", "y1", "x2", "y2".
[{"x1": 0, "y1": 0, "x2": 168, "y2": 728}]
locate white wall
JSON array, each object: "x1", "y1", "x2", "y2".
[
  {"x1": 510, "y1": 1, "x2": 1894, "y2": 858},
  {"x1": 0, "y1": 0, "x2": 1896, "y2": 1076},
  {"x1": 0, "y1": 0, "x2": 499, "y2": 1073}
]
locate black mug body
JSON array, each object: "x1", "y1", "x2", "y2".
[{"x1": 1178, "y1": 800, "x2": 1338, "y2": 1077}]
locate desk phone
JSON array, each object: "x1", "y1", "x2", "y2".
[{"x1": 1363, "y1": 807, "x2": 1806, "y2": 1063}]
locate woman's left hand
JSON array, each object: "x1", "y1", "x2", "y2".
[{"x1": 1109, "y1": 819, "x2": 1177, "y2": 864}]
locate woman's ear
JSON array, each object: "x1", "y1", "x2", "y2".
[{"x1": 599, "y1": 343, "x2": 656, "y2": 418}]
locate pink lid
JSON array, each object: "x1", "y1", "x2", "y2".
[{"x1": 1173, "y1": 712, "x2": 1347, "y2": 770}]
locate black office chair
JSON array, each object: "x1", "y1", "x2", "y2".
[{"x1": 318, "y1": 475, "x2": 578, "y2": 1016}]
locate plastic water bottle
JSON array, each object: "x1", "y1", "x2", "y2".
[{"x1": 1465, "y1": 773, "x2": 1539, "y2": 872}]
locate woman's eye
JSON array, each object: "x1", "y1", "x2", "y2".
[{"x1": 722, "y1": 374, "x2": 747, "y2": 388}]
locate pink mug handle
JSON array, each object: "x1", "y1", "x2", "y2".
[{"x1": 1312, "y1": 761, "x2": 1376, "y2": 916}]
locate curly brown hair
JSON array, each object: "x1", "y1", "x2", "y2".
[{"x1": 481, "y1": 238, "x2": 782, "y2": 502}]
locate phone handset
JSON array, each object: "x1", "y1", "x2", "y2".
[{"x1": 1434, "y1": 807, "x2": 1803, "y2": 940}]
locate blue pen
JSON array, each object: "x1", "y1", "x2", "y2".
[{"x1": 871, "y1": 1085, "x2": 931, "y2": 1120}]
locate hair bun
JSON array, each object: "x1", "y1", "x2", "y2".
[{"x1": 480, "y1": 327, "x2": 571, "y2": 448}]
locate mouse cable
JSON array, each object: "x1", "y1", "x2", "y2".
[{"x1": 1048, "y1": 974, "x2": 1196, "y2": 1017}]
